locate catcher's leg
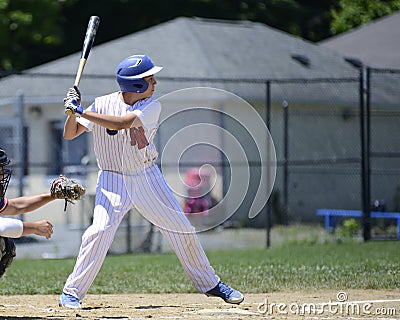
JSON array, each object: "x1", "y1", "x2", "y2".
[
  {"x1": 62, "y1": 171, "x2": 132, "y2": 300},
  {"x1": 133, "y1": 165, "x2": 219, "y2": 293}
]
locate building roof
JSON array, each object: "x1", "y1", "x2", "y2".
[
  {"x1": 0, "y1": 17, "x2": 358, "y2": 103},
  {"x1": 319, "y1": 11, "x2": 400, "y2": 69}
]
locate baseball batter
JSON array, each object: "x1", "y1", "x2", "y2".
[{"x1": 60, "y1": 54, "x2": 244, "y2": 308}]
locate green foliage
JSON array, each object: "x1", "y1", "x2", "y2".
[
  {"x1": 0, "y1": 0, "x2": 69, "y2": 71},
  {"x1": 330, "y1": 0, "x2": 400, "y2": 34},
  {"x1": 2, "y1": 0, "x2": 398, "y2": 73},
  {"x1": 337, "y1": 218, "x2": 361, "y2": 237},
  {"x1": 10, "y1": 0, "x2": 399, "y2": 71},
  {"x1": 1, "y1": 0, "x2": 340, "y2": 71},
  {"x1": 0, "y1": 241, "x2": 398, "y2": 294}
]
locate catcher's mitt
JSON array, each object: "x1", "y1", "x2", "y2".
[
  {"x1": 0, "y1": 236, "x2": 16, "y2": 278},
  {"x1": 50, "y1": 175, "x2": 86, "y2": 211}
]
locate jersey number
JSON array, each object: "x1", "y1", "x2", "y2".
[{"x1": 130, "y1": 126, "x2": 149, "y2": 149}]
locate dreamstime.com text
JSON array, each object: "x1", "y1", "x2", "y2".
[{"x1": 257, "y1": 292, "x2": 399, "y2": 316}]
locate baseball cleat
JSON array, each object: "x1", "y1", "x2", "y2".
[
  {"x1": 205, "y1": 281, "x2": 244, "y2": 304},
  {"x1": 58, "y1": 292, "x2": 82, "y2": 309}
]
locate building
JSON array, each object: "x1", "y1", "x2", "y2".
[{"x1": 319, "y1": 10, "x2": 400, "y2": 69}]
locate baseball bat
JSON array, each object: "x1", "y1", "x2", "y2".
[{"x1": 74, "y1": 16, "x2": 100, "y2": 87}]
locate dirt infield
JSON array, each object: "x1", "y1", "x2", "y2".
[{"x1": 0, "y1": 290, "x2": 399, "y2": 319}]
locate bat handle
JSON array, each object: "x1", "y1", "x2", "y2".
[
  {"x1": 74, "y1": 58, "x2": 87, "y2": 87},
  {"x1": 74, "y1": 78, "x2": 80, "y2": 87}
]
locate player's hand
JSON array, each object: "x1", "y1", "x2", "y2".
[
  {"x1": 64, "y1": 86, "x2": 81, "y2": 104},
  {"x1": 65, "y1": 98, "x2": 84, "y2": 117},
  {"x1": 33, "y1": 220, "x2": 53, "y2": 239}
]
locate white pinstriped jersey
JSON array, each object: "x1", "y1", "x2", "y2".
[{"x1": 77, "y1": 93, "x2": 160, "y2": 173}]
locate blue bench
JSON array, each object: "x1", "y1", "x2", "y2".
[{"x1": 316, "y1": 209, "x2": 400, "y2": 239}]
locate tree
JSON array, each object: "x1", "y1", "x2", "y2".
[
  {"x1": 9, "y1": 0, "x2": 394, "y2": 71},
  {"x1": 330, "y1": 0, "x2": 400, "y2": 34},
  {"x1": 0, "y1": 0, "x2": 69, "y2": 71},
  {"x1": 59, "y1": 0, "x2": 337, "y2": 55}
]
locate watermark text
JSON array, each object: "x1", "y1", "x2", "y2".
[{"x1": 257, "y1": 291, "x2": 399, "y2": 317}]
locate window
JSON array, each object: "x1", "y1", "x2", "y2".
[
  {"x1": 0, "y1": 121, "x2": 28, "y2": 175},
  {"x1": 49, "y1": 121, "x2": 88, "y2": 175}
]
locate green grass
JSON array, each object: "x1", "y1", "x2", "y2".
[{"x1": 0, "y1": 240, "x2": 399, "y2": 295}]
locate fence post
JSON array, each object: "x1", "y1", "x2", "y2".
[
  {"x1": 15, "y1": 92, "x2": 25, "y2": 220},
  {"x1": 265, "y1": 80, "x2": 271, "y2": 248},
  {"x1": 126, "y1": 210, "x2": 132, "y2": 253},
  {"x1": 282, "y1": 100, "x2": 289, "y2": 225},
  {"x1": 365, "y1": 67, "x2": 371, "y2": 240},
  {"x1": 360, "y1": 67, "x2": 371, "y2": 241}
]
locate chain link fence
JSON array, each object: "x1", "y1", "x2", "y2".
[
  {"x1": 367, "y1": 69, "x2": 400, "y2": 237},
  {"x1": 0, "y1": 67, "x2": 399, "y2": 254},
  {"x1": 269, "y1": 78, "x2": 361, "y2": 225}
]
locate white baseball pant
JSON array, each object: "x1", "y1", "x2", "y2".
[{"x1": 63, "y1": 164, "x2": 219, "y2": 299}]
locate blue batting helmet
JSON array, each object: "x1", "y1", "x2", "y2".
[{"x1": 116, "y1": 55, "x2": 163, "y2": 93}]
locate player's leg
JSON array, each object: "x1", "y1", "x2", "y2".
[
  {"x1": 60, "y1": 170, "x2": 132, "y2": 306},
  {"x1": 133, "y1": 164, "x2": 243, "y2": 303}
]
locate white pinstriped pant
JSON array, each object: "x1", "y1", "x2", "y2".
[{"x1": 63, "y1": 164, "x2": 219, "y2": 300}]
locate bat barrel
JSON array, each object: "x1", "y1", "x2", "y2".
[
  {"x1": 88, "y1": 16, "x2": 100, "y2": 30},
  {"x1": 81, "y1": 16, "x2": 100, "y2": 59}
]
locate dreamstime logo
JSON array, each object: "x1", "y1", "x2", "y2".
[
  {"x1": 124, "y1": 87, "x2": 277, "y2": 233},
  {"x1": 336, "y1": 291, "x2": 348, "y2": 302},
  {"x1": 257, "y1": 291, "x2": 398, "y2": 317}
]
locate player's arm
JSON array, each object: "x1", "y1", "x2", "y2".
[
  {"x1": 80, "y1": 100, "x2": 160, "y2": 131},
  {"x1": 1, "y1": 193, "x2": 55, "y2": 216},
  {"x1": 63, "y1": 86, "x2": 89, "y2": 140},
  {"x1": 21, "y1": 220, "x2": 53, "y2": 239},
  {"x1": 64, "y1": 116, "x2": 87, "y2": 140},
  {"x1": 63, "y1": 86, "x2": 146, "y2": 130},
  {"x1": 80, "y1": 111, "x2": 138, "y2": 130},
  {"x1": 0, "y1": 217, "x2": 53, "y2": 239}
]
